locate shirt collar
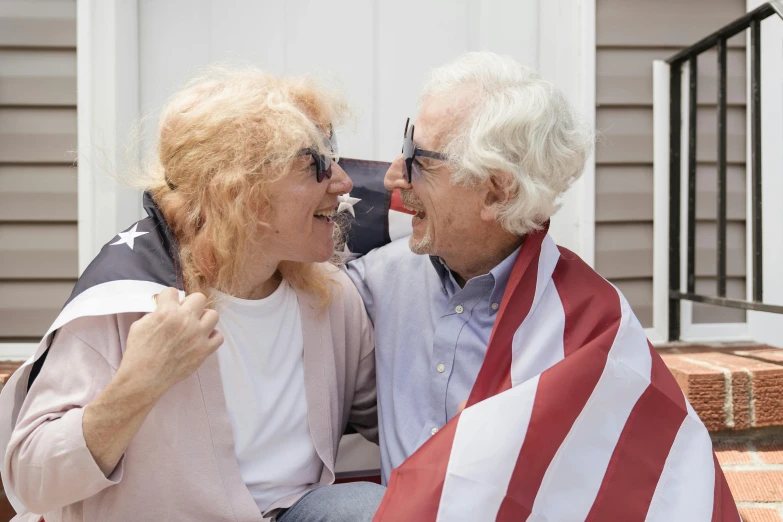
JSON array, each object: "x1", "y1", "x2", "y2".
[{"x1": 428, "y1": 242, "x2": 523, "y2": 315}]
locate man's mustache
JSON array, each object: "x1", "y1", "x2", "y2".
[{"x1": 400, "y1": 190, "x2": 425, "y2": 213}]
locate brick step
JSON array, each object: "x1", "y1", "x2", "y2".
[
  {"x1": 659, "y1": 344, "x2": 783, "y2": 432},
  {"x1": 714, "y1": 430, "x2": 783, "y2": 521}
]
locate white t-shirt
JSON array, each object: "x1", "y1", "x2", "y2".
[{"x1": 213, "y1": 281, "x2": 323, "y2": 514}]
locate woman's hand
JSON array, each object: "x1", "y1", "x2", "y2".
[
  {"x1": 117, "y1": 288, "x2": 223, "y2": 400},
  {"x1": 83, "y1": 288, "x2": 223, "y2": 476}
]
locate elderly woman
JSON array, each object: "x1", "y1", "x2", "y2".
[{"x1": 0, "y1": 68, "x2": 384, "y2": 521}]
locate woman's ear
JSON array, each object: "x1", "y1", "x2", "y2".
[{"x1": 479, "y1": 172, "x2": 514, "y2": 222}]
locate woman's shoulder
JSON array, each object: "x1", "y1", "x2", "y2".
[
  {"x1": 317, "y1": 262, "x2": 365, "y2": 312},
  {"x1": 55, "y1": 312, "x2": 146, "y2": 367}
]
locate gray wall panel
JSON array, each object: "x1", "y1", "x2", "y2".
[{"x1": 0, "y1": 0, "x2": 77, "y2": 341}]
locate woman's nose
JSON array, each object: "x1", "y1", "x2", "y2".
[{"x1": 328, "y1": 161, "x2": 353, "y2": 194}]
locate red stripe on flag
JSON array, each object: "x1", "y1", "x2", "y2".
[
  {"x1": 466, "y1": 228, "x2": 547, "y2": 407},
  {"x1": 583, "y1": 344, "x2": 687, "y2": 521},
  {"x1": 372, "y1": 413, "x2": 461, "y2": 522},
  {"x1": 496, "y1": 248, "x2": 623, "y2": 521},
  {"x1": 390, "y1": 190, "x2": 415, "y2": 215},
  {"x1": 712, "y1": 453, "x2": 741, "y2": 522}
]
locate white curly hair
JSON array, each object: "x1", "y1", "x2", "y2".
[{"x1": 420, "y1": 51, "x2": 593, "y2": 236}]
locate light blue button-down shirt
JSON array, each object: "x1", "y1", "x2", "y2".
[{"x1": 345, "y1": 238, "x2": 520, "y2": 483}]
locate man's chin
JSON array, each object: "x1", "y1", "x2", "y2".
[{"x1": 408, "y1": 235, "x2": 434, "y2": 255}]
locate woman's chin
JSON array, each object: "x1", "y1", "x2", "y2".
[{"x1": 308, "y1": 238, "x2": 335, "y2": 263}]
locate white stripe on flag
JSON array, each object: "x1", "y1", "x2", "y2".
[
  {"x1": 510, "y1": 235, "x2": 564, "y2": 386},
  {"x1": 529, "y1": 292, "x2": 653, "y2": 521},
  {"x1": 388, "y1": 209, "x2": 413, "y2": 242},
  {"x1": 435, "y1": 375, "x2": 541, "y2": 522},
  {"x1": 510, "y1": 282, "x2": 565, "y2": 387},
  {"x1": 644, "y1": 405, "x2": 716, "y2": 522}
]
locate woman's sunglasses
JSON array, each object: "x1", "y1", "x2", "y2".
[{"x1": 299, "y1": 132, "x2": 339, "y2": 183}]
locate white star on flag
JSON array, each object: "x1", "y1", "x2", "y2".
[
  {"x1": 110, "y1": 223, "x2": 149, "y2": 251},
  {"x1": 337, "y1": 193, "x2": 361, "y2": 217}
]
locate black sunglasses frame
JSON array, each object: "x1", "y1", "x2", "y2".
[
  {"x1": 402, "y1": 117, "x2": 447, "y2": 183},
  {"x1": 299, "y1": 131, "x2": 339, "y2": 183}
]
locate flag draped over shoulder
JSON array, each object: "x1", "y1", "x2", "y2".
[
  {"x1": 337, "y1": 159, "x2": 740, "y2": 522},
  {"x1": 0, "y1": 193, "x2": 185, "y2": 513},
  {"x1": 371, "y1": 228, "x2": 738, "y2": 522}
]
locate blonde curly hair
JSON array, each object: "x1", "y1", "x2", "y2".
[{"x1": 132, "y1": 65, "x2": 349, "y2": 306}]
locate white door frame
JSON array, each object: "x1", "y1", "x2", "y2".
[
  {"x1": 77, "y1": 0, "x2": 143, "y2": 273},
  {"x1": 539, "y1": 0, "x2": 597, "y2": 266}
]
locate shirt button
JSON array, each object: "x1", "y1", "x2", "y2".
[
  {"x1": 431, "y1": 427, "x2": 439, "y2": 435},
  {"x1": 455, "y1": 304, "x2": 464, "y2": 314},
  {"x1": 437, "y1": 363, "x2": 446, "y2": 373},
  {"x1": 491, "y1": 302, "x2": 499, "y2": 310}
]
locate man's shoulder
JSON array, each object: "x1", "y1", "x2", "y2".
[
  {"x1": 345, "y1": 237, "x2": 435, "y2": 296},
  {"x1": 358, "y1": 237, "x2": 429, "y2": 270}
]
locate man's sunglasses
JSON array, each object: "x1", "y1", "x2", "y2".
[
  {"x1": 402, "y1": 117, "x2": 447, "y2": 183},
  {"x1": 299, "y1": 131, "x2": 339, "y2": 183}
]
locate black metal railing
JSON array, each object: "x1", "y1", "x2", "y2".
[{"x1": 667, "y1": 1, "x2": 783, "y2": 341}]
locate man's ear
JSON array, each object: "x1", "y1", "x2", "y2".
[{"x1": 479, "y1": 172, "x2": 514, "y2": 222}]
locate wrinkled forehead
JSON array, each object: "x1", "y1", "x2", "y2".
[{"x1": 416, "y1": 87, "x2": 478, "y2": 149}]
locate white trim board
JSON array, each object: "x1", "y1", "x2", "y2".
[
  {"x1": 0, "y1": 345, "x2": 36, "y2": 362},
  {"x1": 77, "y1": 0, "x2": 144, "y2": 273},
  {"x1": 652, "y1": 60, "x2": 671, "y2": 344},
  {"x1": 538, "y1": 0, "x2": 596, "y2": 266}
]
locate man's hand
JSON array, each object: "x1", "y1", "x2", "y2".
[{"x1": 458, "y1": 400, "x2": 467, "y2": 414}]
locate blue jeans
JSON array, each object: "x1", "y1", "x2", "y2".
[{"x1": 276, "y1": 482, "x2": 386, "y2": 522}]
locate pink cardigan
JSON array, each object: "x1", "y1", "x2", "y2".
[{"x1": 4, "y1": 268, "x2": 377, "y2": 522}]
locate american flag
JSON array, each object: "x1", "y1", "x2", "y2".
[
  {"x1": 339, "y1": 159, "x2": 739, "y2": 522},
  {"x1": 336, "y1": 158, "x2": 415, "y2": 257}
]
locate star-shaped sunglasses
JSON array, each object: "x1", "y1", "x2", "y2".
[
  {"x1": 299, "y1": 131, "x2": 339, "y2": 183},
  {"x1": 402, "y1": 118, "x2": 448, "y2": 183}
]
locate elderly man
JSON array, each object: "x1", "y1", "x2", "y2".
[{"x1": 346, "y1": 52, "x2": 738, "y2": 521}]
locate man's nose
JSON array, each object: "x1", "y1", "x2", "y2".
[{"x1": 384, "y1": 155, "x2": 412, "y2": 191}]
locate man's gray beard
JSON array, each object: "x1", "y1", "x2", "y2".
[{"x1": 409, "y1": 229, "x2": 433, "y2": 255}]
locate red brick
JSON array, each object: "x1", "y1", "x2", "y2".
[
  {"x1": 662, "y1": 354, "x2": 728, "y2": 431},
  {"x1": 756, "y1": 441, "x2": 783, "y2": 465},
  {"x1": 694, "y1": 352, "x2": 771, "y2": 430},
  {"x1": 658, "y1": 344, "x2": 774, "y2": 355},
  {"x1": 739, "y1": 507, "x2": 783, "y2": 522},
  {"x1": 0, "y1": 361, "x2": 24, "y2": 385},
  {"x1": 713, "y1": 440, "x2": 754, "y2": 465},
  {"x1": 725, "y1": 471, "x2": 783, "y2": 502},
  {"x1": 729, "y1": 347, "x2": 783, "y2": 363},
  {"x1": 662, "y1": 350, "x2": 783, "y2": 431}
]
